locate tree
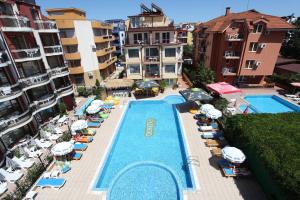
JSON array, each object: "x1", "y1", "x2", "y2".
[
  {"x1": 58, "y1": 103, "x2": 67, "y2": 116},
  {"x1": 183, "y1": 44, "x2": 193, "y2": 59},
  {"x1": 280, "y1": 17, "x2": 300, "y2": 59},
  {"x1": 95, "y1": 79, "x2": 100, "y2": 88},
  {"x1": 193, "y1": 63, "x2": 216, "y2": 86}
]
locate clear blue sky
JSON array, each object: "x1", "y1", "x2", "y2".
[{"x1": 36, "y1": 0, "x2": 299, "y2": 23}]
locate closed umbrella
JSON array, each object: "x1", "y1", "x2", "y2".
[
  {"x1": 222, "y1": 146, "x2": 246, "y2": 164},
  {"x1": 206, "y1": 108, "x2": 222, "y2": 119},
  {"x1": 179, "y1": 88, "x2": 213, "y2": 102},
  {"x1": 200, "y1": 104, "x2": 215, "y2": 113},
  {"x1": 6, "y1": 157, "x2": 20, "y2": 170},
  {"x1": 51, "y1": 142, "x2": 74, "y2": 156},
  {"x1": 86, "y1": 105, "x2": 100, "y2": 114},
  {"x1": 91, "y1": 100, "x2": 104, "y2": 106},
  {"x1": 71, "y1": 120, "x2": 87, "y2": 131}
]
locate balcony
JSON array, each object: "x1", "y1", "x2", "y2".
[
  {"x1": 56, "y1": 85, "x2": 73, "y2": 98},
  {"x1": 10, "y1": 47, "x2": 41, "y2": 62},
  {"x1": 19, "y1": 73, "x2": 50, "y2": 89},
  {"x1": 144, "y1": 72, "x2": 160, "y2": 79},
  {"x1": 49, "y1": 66, "x2": 69, "y2": 78},
  {"x1": 226, "y1": 33, "x2": 244, "y2": 41},
  {"x1": 61, "y1": 37, "x2": 78, "y2": 45},
  {"x1": 64, "y1": 52, "x2": 80, "y2": 60},
  {"x1": 69, "y1": 66, "x2": 84, "y2": 74},
  {"x1": 0, "y1": 109, "x2": 32, "y2": 132},
  {"x1": 222, "y1": 67, "x2": 237, "y2": 76},
  {"x1": 96, "y1": 46, "x2": 116, "y2": 57},
  {"x1": 30, "y1": 94, "x2": 57, "y2": 112},
  {"x1": 99, "y1": 56, "x2": 117, "y2": 70},
  {"x1": 144, "y1": 56, "x2": 160, "y2": 63},
  {"x1": 224, "y1": 51, "x2": 241, "y2": 59},
  {"x1": 94, "y1": 35, "x2": 114, "y2": 43},
  {"x1": 0, "y1": 51, "x2": 11, "y2": 67},
  {"x1": 44, "y1": 45, "x2": 63, "y2": 56},
  {"x1": 0, "y1": 83, "x2": 23, "y2": 103},
  {"x1": 0, "y1": 15, "x2": 32, "y2": 32},
  {"x1": 34, "y1": 20, "x2": 58, "y2": 32}
]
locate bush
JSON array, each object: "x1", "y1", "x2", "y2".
[
  {"x1": 211, "y1": 97, "x2": 229, "y2": 111},
  {"x1": 224, "y1": 113, "x2": 300, "y2": 200},
  {"x1": 58, "y1": 103, "x2": 67, "y2": 116},
  {"x1": 57, "y1": 132, "x2": 72, "y2": 143}
]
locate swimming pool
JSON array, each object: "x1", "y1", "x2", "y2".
[
  {"x1": 93, "y1": 95, "x2": 194, "y2": 197},
  {"x1": 240, "y1": 95, "x2": 300, "y2": 113}
]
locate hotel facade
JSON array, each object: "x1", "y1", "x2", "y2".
[
  {"x1": 124, "y1": 4, "x2": 184, "y2": 86},
  {"x1": 193, "y1": 8, "x2": 294, "y2": 85},
  {"x1": 47, "y1": 8, "x2": 117, "y2": 88},
  {"x1": 0, "y1": 0, "x2": 74, "y2": 155}
]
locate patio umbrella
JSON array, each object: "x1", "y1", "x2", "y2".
[
  {"x1": 200, "y1": 104, "x2": 215, "y2": 113},
  {"x1": 51, "y1": 142, "x2": 74, "y2": 156},
  {"x1": 222, "y1": 146, "x2": 246, "y2": 164},
  {"x1": 86, "y1": 105, "x2": 100, "y2": 114},
  {"x1": 91, "y1": 100, "x2": 104, "y2": 106},
  {"x1": 6, "y1": 157, "x2": 20, "y2": 170},
  {"x1": 71, "y1": 120, "x2": 88, "y2": 131},
  {"x1": 179, "y1": 88, "x2": 213, "y2": 102},
  {"x1": 206, "y1": 108, "x2": 222, "y2": 119},
  {"x1": 135, "y1": 80, "x2": 159, "y2": 89}
]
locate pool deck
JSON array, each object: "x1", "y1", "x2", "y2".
[{"x1": 35, "y1": 89, "x2": 266, "y2": 200}]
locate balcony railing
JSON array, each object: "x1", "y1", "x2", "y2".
[
  {"x1": 226, "y1": 33, "x2": 244, "y2": 41},
  {"x1": 56, "y1": 85, "x2": 73, "y2": 96},
  {"x1": 10, "y1": 48, "x2": 41, "y2": 61},
  {"x1": 144, "y1": 72, "x2": 160, "y2": 79},
  {"x1": 44, "y1": 45, "x2": 63, "y2": 54},
  {"x1": 49, "y1": 66, "x2": 69, "y2": 77},
  {"x1": 34, "y1": 20, "x2": 57, "y2": 30},
  {"x1": 0, "y1": 15, "x2": 31, "y2": 29},
  {"x1": 222, "y1": 67, "x2": 237, "y2": 75},
  {"x1": 144, "y1": 56, "x2": 160, "y2": 62},
  {"x1": 0, "y1": 109, "x2": 32, "y2": 132},
  {"x1": 0, "y1": 83, "x2": 22, "y2": 100},
  {"x1": 19, "y1": 73, "x2": 50, "y2": 88},
  {"x1": 30, "y1": 94, "x2": 57, "y2": 111},
  {"x1": 224, "y1": 51, "x2": 241, "y2": 59}
]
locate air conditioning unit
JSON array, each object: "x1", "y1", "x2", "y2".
[
  {"x1": 255, "y1": 61, "x2": 262, "y2": 67},
  {"x1": 88, "y1": 72, "x2": 93, "y2": 78},
  {"x1": 259, "y1": 43, "x2": 267, "y2": 48}
]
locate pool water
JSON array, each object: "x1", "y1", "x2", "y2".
[
  {"x1": 94, "y1": 95, "x2": 194, "y2": 194},
  {"x1": 240, "y1": 95, "x2": 300, "y2": 113}
]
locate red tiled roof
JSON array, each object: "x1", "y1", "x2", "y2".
[
  {"x1": 199, "y1": 9, "x2": 295, "y2": 32},
  {"x1": 276, "y1": 56, "x2": 298, "y2": 65},
  {"x1": 276, "y1": 63, "x2": 300, "y2": 73}
]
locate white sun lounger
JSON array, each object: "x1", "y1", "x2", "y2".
[
  {"x1": 0, "y1": 168, "x2": 23, "y2": 183},
  {"x1": 285, "y1": 94, "x2": 298, "y2": 98},
  {"x1": 12, "y1": 156, "x2": 34, "y2": 169},
  {"x1": 0, "y1": 181, "x2": 7, "y2": 195},
  {"x1": 198, "y1": 125, "x2": 213, "y2": 132},
  {"x1": 35, "y1": 139, "x2": 52, "y2": 149}
]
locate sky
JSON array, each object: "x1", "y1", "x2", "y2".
[{"x1": 36, "y1": 0, "x2": 299, "y2": 23}]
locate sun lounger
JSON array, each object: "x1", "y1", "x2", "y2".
[
  {"x1": 73, "y1": 143, "x2": 88, "y2": 151},
  {"x1": 12, "y1": 156, "x2": 34, "y2": 169},
  {"x1": 25, "y1": 190, "x2": 37, "y2": 200},
  {"x1": 210, "y1": 147, "x2": 222, "y2": 156},
  {"x1": 99, "y1": 113, "x2": 109, "y2": 119},
  {"x1": 72, "y1": 152, "x2": 82, "y2": 160},
  {"x1": 202, "y1": 131, "x2": 224, "y2": 139},
  {"x1": 0, "y1": 181, "x2": 7, "y2": 195},
  {"x1": 43, "y1": 170, "x2": 60, "y2": 178},
  {"x1": 205, "y1": 139, "x2": 228, "y2": 147},
  {"x1": 60, "y1": 165, "x2": 71, "y2": 174},
  {"x1": 285, "y1": 94, "x2": 298, "y2": 98},
  {"x1": 35, "y1": 139, "x2": 52, "y2": 149},
  {"x1": 194, "y1": 113, "x2": 206, "y2": 120},
  {"x1": 222, "y1": 167, "x2": 236, "y2": 177},
  {"x1": 36, "y1": 178, "x2": 66, "y2": 189},
  {"x1": 75, "y1": 136, "x2": 93, "y2": 143},
  {"x1": 199, "y1": 125, "x2": 213, "y2": 132},
  {"x1": 0, "y1": 168, "x2": 23, "y2": 183},
  {"x1": 87, "y1": 121, "x2": 101, "y2": 128}
]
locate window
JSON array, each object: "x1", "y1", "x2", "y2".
[
  {"x1": 162, "y1": 32, "x2": 170, "y2": 43},
  {"x1": 0, "y1": 99, "x2": 20, "y2": 120},
  {"x1": 144, "y1": 33, "x2": 148, "y2": 43},
  {"x1": 155, "y1": 32, "x2": 160, "y2": 43},
  {"x1": 253, "y1": 24, "x2": 263, "y2": 33},
  {"x1": 65, "y1": 45, "x2": 78, "y2": 53},
  {"x1": 133, "y1": 33, "x2": 143, "y2": 44},
  {"x1": 129, "y1": 65, "x2": 140, "y2": 74},
  {"x1": 131, "y1": 17, "x2": 140, "y2": 28},
  {"x1": 165, "y1": 64, "x2": 176, "y2": 73},
  {"x1": 128, "y1": 49, "x2": 139, "y2": 58},
  {"x1": 1, "y1": 125, "x2": 30, "y2": 149},
  {"x1": 0, "y1": 69, "x2": 9, "y2": 86},
  {"x1": 74, "y1": 75, "x2": 84, "y2": 85},
  {"x1": 69, "y1": 60, "x2": 81, "y2": 67},
  {"x1": 145, "y1": 48, "x2": 159, "y2": 57},
  {"x1": 165, "y1": 48, "x2": 176, "y2": 57},
  {"x1": 249, "y1": 42, "x2": 258, "y2": 52},
  {"x1": 245, "y1": 60, "x2": 256, "y2": 69}
]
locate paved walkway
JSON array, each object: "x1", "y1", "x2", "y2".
[{"x1": 35, "y1": 91, "x2": 266, "y2": 200}]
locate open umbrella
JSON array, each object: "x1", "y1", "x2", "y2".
[
  {"x1": 179, "y1": 88, "x2": 213, "y2": 102},
  {"x1": 135, "y1": 80, "x2": 159, "y2": 89},
  {"x1": 6, "y1": 157, "x2": 20, "y2": 170},
  {"x1": 91, "y1": 100, "x2": 104, "y2": 106},
  {"x1": 51, "y1": 142, "x2": 74, "y2": 156},
  {"x1": 71, "y1": 120, "x2": 87, "y2": 131},
  {"x1": 206, "y1": 108, "x2": 222, "y2": 119},
  {"x1": 200, "y1": 104, "x2": 215, "y2": 113},
  {"x1": 86, "y1": 105, "x2": 100, "y2": 114},
  {"x1": 222, "y1": 146, "x2": 246, "y2": 164}
]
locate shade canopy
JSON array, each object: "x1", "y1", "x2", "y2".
[
  {"x1": 291, "y1": 82, "x2": 300, "y2": 88},
  {"x1": 200, "y1": 104, "x2": 215, "y2": 113},
  {"x1": 206, "y1": 108, "x2": 222, "y2": 119},
  {"x1": 51, "y1": 142, "x2": 74, "y2": 156},
  {"x1": 86, "y1": 105, "x2": 100, "y2": 114},
  {"x1": 71, "y1": 120, "x2": 88, "y2": 131},
  {"x1": 135, "y1": 80, "x2": 159, "y2": 89},
  {"x1": 179, "y1": 88, "x2": 213, "y2": 102},
  {"x1": 207, "y1": 82, "x2": 241, "y2": 95},
  {"x1": 105, "y1": 79, "x2": 134, "y2": 89},
  {"x1": 91, "y1": 100, "x2": 104, "y2": 107},
  {"x1": 222, "y1": 146, "x2": 246, "y2": 164}
]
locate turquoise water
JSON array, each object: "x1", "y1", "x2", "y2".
[
  {"x1": 240, "y1": 95, "x2": 300, "y2": 113},
  {"x1": 94, "y1": 95, "x2": 194, "y2": 196}
]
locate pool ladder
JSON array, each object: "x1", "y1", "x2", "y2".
[{"x1": 182, "y1": 156, "x2": 200, "y2": 171}]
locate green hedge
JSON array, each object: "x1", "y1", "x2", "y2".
[{"x1": 225, "y1": 113, "x2": 300, "y2": 200}]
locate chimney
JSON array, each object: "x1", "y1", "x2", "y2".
[{"x1": 225, "y1": 7, "x2": 231, "y2": 16}]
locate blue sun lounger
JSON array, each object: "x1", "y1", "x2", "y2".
[
  {"x1": 87, "y1": 121, "x2": 101, "y2": 128},
  {"x1": 72, "y1": 152, "x2": 82, "y2": 160},
  {"x1": 37, "y1": 178, "x2": 66, "y2": 189},
  {"x1": 73, "y1": 143, "x2": 88, "y2": 151}
]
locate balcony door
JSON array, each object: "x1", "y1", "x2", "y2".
[
  {"x1": 0, "y1": 99, "x2": 21, "y2": 121},
  {"x1": 145, "y1": 64, "x2": 160, "y2": 78},
  {"x1": 145, "y1": 48, "x2": 159, "y2": 61},
  {"x1": 10, "y1": 35, "x2": 28, "y2": 49},
  {"x1": 17, "y1": 60, "x2": 44, "y2": 78}
]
